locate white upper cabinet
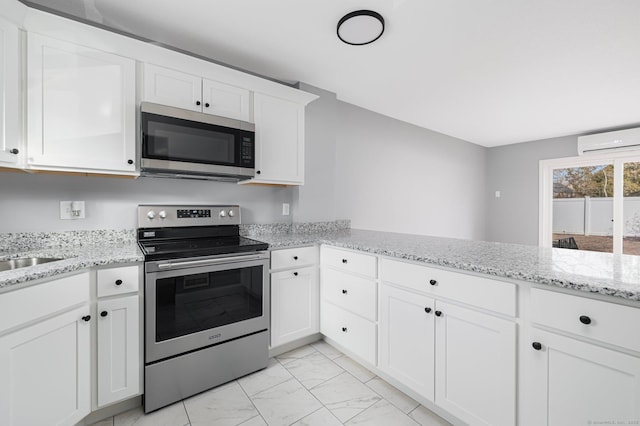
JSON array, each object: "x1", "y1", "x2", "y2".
[
  {"x1": 26, "y1": 33, "x2": 136, "y2": 175},
  {"x1": 143, "y1": 63, "x2": 251, "y2": 121},
  {"x1": 249, "y1": 93, "x2": 305, "y2": 185},
  {"x1": 0, "y1": 17, "x2": 21, "y2": 167}
]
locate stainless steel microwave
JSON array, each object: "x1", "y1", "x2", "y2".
[{"x1": 140, "y1": 102, "x2": 256, "y2": 181}]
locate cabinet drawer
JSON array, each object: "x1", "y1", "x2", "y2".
[
  {"x1": 97, "y1": 265, "x2": 139, "y2": 297},
  {"x1": 0, "y1": 272, "x2": 89, "y2": 334},
  {"x1": 531, "y1": 288, "x2": 640, "y2": 352},
  {"x1": 271, "y1": 246, "x2": 317, "y2": 270},
  {"x1": 321, "y1": 246, "x2": 376, "y2": 278},
  {"x1": 321, "y1": 301, "x2": 376, "y2": 365},
  {"x1": 321, "y1": 268, "x2": 376, "y2": 321},
  {"x1": 380, "y1": 258, "x2": 516, "y2": 317}
]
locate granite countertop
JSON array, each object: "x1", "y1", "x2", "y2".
[
  {"x1": 254, "y1": 228, "x2": 640, "y2": 302},
  {"x1": 2, "y1": 225, "x2": 640, "y2": 302},
  {"x1": 0, "y1": 230, "x2": 143, "y2": 292}
]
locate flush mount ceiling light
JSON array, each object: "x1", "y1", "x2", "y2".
[{"x1": 337, "y1": 10, "x2": 385, "y2": 46}]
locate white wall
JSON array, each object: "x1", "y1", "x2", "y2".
[
  {"x1": 334, "y1": 102, "x2": 487, "y2": 240},
  {"x1": 0, "y1": 172, "x2": 293, "y2": 233},
  {"x1": 291, "y1": 83, "x2": 338, "y2": 223},
  {"x1": 486, "y1": 135, "x2": 578, "y2": 245}
]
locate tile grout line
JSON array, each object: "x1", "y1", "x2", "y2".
[
  {"x1": 235, "y1": 378, "x2": 270, "y2": 426},
  {"x1": 181, "y1": 400, "x2": 192, "y2": 426}
]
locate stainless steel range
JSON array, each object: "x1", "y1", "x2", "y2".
[{"x1": 137, "y1": 205, "x2": 269, "y2": 413}]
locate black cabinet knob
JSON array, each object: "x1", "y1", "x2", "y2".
[
  {"x1": 293, "y1": 256, "x2": 298, "y2": 260},
  {"x1": 532, "y1": 342, "x2": 542, "y2": 350},
  {"x1": 293, "y1": 272, "x2": 298, "y2": 276},
  {"x1": 9, "y1": 148, "x2": 18, "y2": 154},
  {"x1": 100, "y1": 311, "x2": 108, "y2": 317},
  {"x1": 341, "y1": 327, "x2": 347, "y2": 332},
  {"x1": 127, "y1": 159, "x2": 134, "y2": 165},
  {"x1": 256, "y1": 170, "x2": 261, "y2": 175},
  {"x1": 196, "y1": 100, "x2": 201, "y2": 106},
  {"x1": 429, "y1": 279, "x2": 437, "y2": 286},
  {"x1": 434, "y1": 310, "x2": 442, "y2": 317},
  {"x1": 342, "y1": 259, "x2": 348, "y2": 264},
  {"x1": 424, "y1": 307, "x2": 432, "y2": 313},
  {"x1": 115, "y1": 279, "x2": 123, "y2": 286},
  {"x1": 579, "y1": 315, "x2": 592, "y2": 325},
  {"x1": 342, "y1": 289, "x2": 348, "y2": 294},
  {"x1": 205, "y1": 103, "x2": 210, "y2": 108},
  {"x1": 82, "y1": 315, "x2": 91, "y2": 322}
]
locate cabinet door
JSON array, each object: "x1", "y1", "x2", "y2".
[
  {"x1": 143, "y1": 63, "x2": 202, "y2": 112},
  {"x1": 251, "y1": 93, "x2": 304, "y2": 184},
  {"x1": 0, "y1": 306, "x2": 91, "y2": 426},
  {"x1": 202, "y1": 79, "x2": 250, "y2": 121},
  {"x1": 270, "y1": 266, "x2": 318, "y2": 347},
  {"x1": 97, "y1": 295, "x2": 140, "y2": 407},
  {"x1": 27, "y1": 33, "x2": 136, "y2": 173},
  {"x1": 379, "y1": 283, "x2": 435, "y2": 401},
  {"x1": 528, "y1": 329, "x2": 640, "y2": 426},
  {"x1": 434, "y1": 301, "x2": 516, "y2": 426},
  {"x1": 0, "y1": 18, "x2": 20, "y2": 166}
]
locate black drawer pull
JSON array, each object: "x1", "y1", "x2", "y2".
[
  {"x1": 424, "y1": 307, "x2": 432, "y2": 313},
  {"x1": 532, "y1": 342, "x2": 542, "y2": 350},
  {"x1": 101, "y1": 311, "x2": 108, "y2": 317},
  {"x1": 82, "y1": 315, "x2": 91, "y2": 322},
  {"x1": 115, "y1": 279, "x2": 123, "y2": 286},
  {"x1": 429, "y1": 279, "x2": 437, "y2": 286},
  {"x1": 341, "y1": 258, "x2": 348, "y2": 264},
  {"x1": 579, "y1": 315, "x2": 592, "y2": 325},
  {"x1": 342, "y1": 289, "x2": 348, "y2": 294},
  {"x1": 434, "y1": 310, "x2": 442, "y2": 317},
  {"x1": 341, "y1": 327, "x2": 347, "y2": 332},
  {"x1": 293, "y1": 256, "x2": 298, "y2": 260},
  {"x1": 293, "y1": 272, "x2": 298, "y2": 276}
]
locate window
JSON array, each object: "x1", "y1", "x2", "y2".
[{"x1": 540, "y1": 154, "x2": 640, "y2": 255}]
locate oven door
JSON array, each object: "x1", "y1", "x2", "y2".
[{"x1": 144, "y1": 251, "x2": 269, "y2": 363}]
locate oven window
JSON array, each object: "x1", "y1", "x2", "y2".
[
  {"x1": 143, "y1": 114, "x2": 236, "y2": 165},
  {"x1": 155, "y1": 266, "x2": 263, "y2": 342}
]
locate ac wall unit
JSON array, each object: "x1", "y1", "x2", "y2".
[{"x1": 578, "y1": 127, "x2": 640, "y2": 155}]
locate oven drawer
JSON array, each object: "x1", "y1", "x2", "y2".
[
  {"x1": 321, "y1": 301, "x2": 376, "y2": 365},
  {"x1": 271, "y1": 246, "x2": 317, "y2": 271},
  {"x1": 321, "y1": 246, "x2": 377, "y2": 278},
  {"x1": 97, "y1": 265, "x2": 139, "y2": 297},
  {"x1": 531, "y1": 288, "x2": 640, "y2": 352},
  {"x1": 321, "y1": 268, "x2": 376, "y2": 321}
]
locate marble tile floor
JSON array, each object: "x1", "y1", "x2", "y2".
[{"x1": 92, "y1": 341, "x2": 452, "y2": 426}]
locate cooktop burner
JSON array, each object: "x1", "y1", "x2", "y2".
[{"x1": 137, "y1": 204, "x2": 268, "y2": 261}]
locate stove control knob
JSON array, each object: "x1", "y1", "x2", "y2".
[
  {"x1": 147, "y1": 210, "x2": 156, "y2": 220},
  {"x1": 159, "y1": 210, "x2": 167, "y2": 219},
  {"x1": 219, "y1": 210, "x2": 226, "y2": 218},
  {"x1": 228, "y1": 210, "x2": 235, "y2": 217}
]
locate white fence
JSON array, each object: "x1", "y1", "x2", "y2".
[{"x1": 553, "y1": 196, "x2": 640, "y2": 236}]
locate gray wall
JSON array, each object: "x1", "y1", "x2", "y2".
[
  {"x1": 485, "y1": 135, "x2": 577, "y2": 245},
  {"x1": 0, "y1": 172, "x2": 292, "y2": 233},
  {"x1": 291, "y1": 83, "x2": 338, "y2": 223},
  {"x1": 334, "y1": 102, "x2": 487, "y2": 240}
]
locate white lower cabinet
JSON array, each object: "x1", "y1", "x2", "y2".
[
  {"x1": 379, "y1": 283, "x2": 516, "y2": 426},
  {"x1": 97, "y1": 295, "x2": 140, "y2": 407},
  {"x1": 528, "y1": 329, "x2": 640, "y2": 426},
  {"x1": 271, "y1": 265, "x2": 318, "y2": 347},
  {"x1": 0, "y1": 305, "x2": 91, "y2": 426}
]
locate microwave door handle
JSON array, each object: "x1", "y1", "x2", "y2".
[{"x1": 157, "y1": 254, "x2": 265, "y2": 269}]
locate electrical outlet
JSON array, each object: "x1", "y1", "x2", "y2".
[
  {"x1": 495, "y1": 191, "x2": 501, "y2": 198},
  {"x1": 282, "y1": 203, "x2": 290, "y2": 216},
  {"x1": 60, "y1": 201, "x2": 86, "y2": 220}
]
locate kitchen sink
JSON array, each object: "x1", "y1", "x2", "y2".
[{"x1": 0, "y1": 257, "x2": 64, "y2": 272}]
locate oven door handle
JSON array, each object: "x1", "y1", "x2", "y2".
[{"x1": 157, "y1": 254, "x2": 266, "y2": 270}]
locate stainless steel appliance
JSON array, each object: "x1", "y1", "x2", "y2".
[
  {"x1": 140, "y1": 102, "x2": 256, "y2": 181},
  {"x1": 138, "y1": 205, "x2": 269, "y2": 413}
]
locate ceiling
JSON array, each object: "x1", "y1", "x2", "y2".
[{"x1": 21, "y1": 0, "x2": 640, "y2": 147}]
